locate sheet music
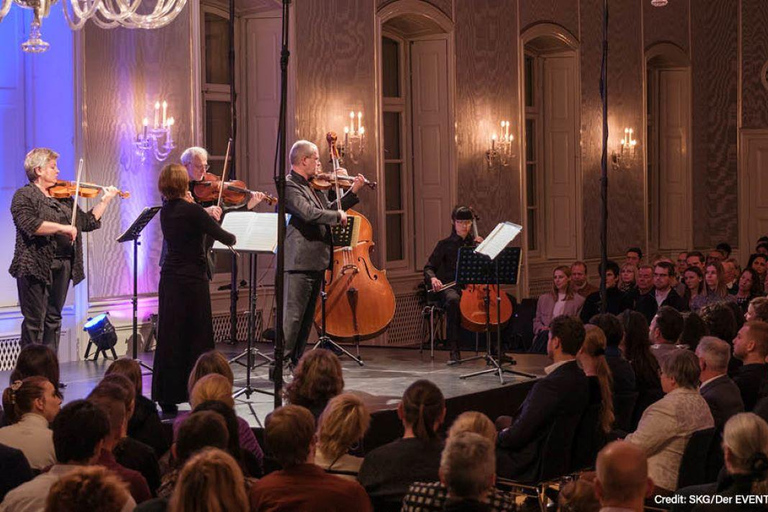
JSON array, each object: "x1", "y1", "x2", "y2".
[
  {"x1": 475, "y1": 222, "x2": 522, "y2": 260},
  {"x1": 213, "y1": 212, "x2": 288, "y2": 254}
]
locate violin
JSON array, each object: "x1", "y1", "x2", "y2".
[
  {"x1": 311, "y1": 171, "x2": 377, "y2": 191},
  {"x1": 192, "y1": 173, "x2": 277, "y2": 207},
  {"x1": 49, "y1": 180, "x2": 130, "y2": 199}
]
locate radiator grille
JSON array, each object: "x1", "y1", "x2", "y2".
[
  {"x1": 212, "y1": 311, "x2": 263, "y2": 344},
  {"x1": 385, "y1": 292, "x2": 425, "y2": 347},
  {"x1": 0, "y1": 336, "x2": 21, "y2": 371}
]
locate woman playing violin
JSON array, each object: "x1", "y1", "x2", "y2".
[{"x1": 10, "y1": 148, "x2": 120, "y2": 350}]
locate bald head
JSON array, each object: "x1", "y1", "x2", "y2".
[{"x1": 595, "y1": 441, "x2": 650, "y2": 508}]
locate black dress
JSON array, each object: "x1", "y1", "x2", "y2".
[{"x1": 152, "y1": 199, "x2": 236, "y2": 406}]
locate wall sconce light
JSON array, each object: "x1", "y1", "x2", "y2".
[
  {"x1": 339, "y1": 110, "x2": 365, "y2": 165},
  {"x1": 134, "y1": 100, "x2": 175, "y2": 163},
  {"x1": 486, "y1": 120, "x2": 514, "y2": 168},
  {"x1": 611, "y1": 127, "x2": 637, "y2": 169}
]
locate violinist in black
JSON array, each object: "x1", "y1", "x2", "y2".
[{"x1": 423, "y1": 206, "x2": 483, "y2": 363}]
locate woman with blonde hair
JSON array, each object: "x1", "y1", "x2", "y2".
[
  {"x1": 187, "y1": 350, "x2": 234, "y2": 395},
  {"x1": 169, "y1": 448, "x2": 249, "y2": 512},
  {"x1": 577, "y1": 326, "x2": 615, "y2": 434},
  {"x1": 189, "y1": 374, "x2": 234, "y2": 409},
  {"x1": 284, "y1": 349, "x2": 344, "y2": 419},
  {"x1": 315, "y1": 393, "x2": 370, "y2": 480},
  {"x1": 446, "y1": 411, "x2": 496, "y2": 443},
  {"x1": 619, "y1": 263, "x2": 637, "y2": 293},
  {"x1": 532, "y1": 265, "x2": 585, "y2": 352}
]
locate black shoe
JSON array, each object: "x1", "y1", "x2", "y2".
[{"x1": 448, "y1": 350, "x2": 461, "y2": 364}]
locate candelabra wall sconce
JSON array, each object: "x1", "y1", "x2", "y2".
[
  {"x1": 485, "y1": 120, "x2": 514, "y2": 168},
  {"x1": 611, "y1": 127, "x2": 637, "y2": 170},
  {"x1": 134, "y1": 100, "x2": 175, "y2": 163},
  {"x1": 339, "y1": 111, "x2": 365, "y2": 165}
]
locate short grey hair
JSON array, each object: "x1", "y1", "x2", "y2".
[
  {"x1": 24, "y1": 148, "x2": 59, "y2": 182},
  {"x1": 695, "y1": 336, "x2": 731, "y2": 372},
  {"x1": 180, "y1": 147, "x2": 208, "y2": 166},
  {"x1": 661, "y1": 349, "x2": 701, "y2": 389},
  {"x1": 289, "y1": 140, "x2": 318, "y2": 166},
  {"x1": 440, "y1": 432, "x2": 495, "y2": 500}
]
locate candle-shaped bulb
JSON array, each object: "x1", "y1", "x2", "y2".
[
  {"x1": 162, "y1": 101, "x2": 168, "y2": 128},
  {"x1": 142, "y1": 118, "x2": 148, "y2": 140},
  {"x1": 344, "y1": 127, "x2": 349, "y2": 134},
  {"x1": 357, "y1": 111, "x2": 362, "y2": 133},
  {"x1": 142, "y1": 118, "x2": 148, "y2": 126},
  {"x1": 359, "y1": 126, "x2": 365, "y2": 135},
  {"x1": 349, "y1": 111, "x2": 355, "y2": 134},
  {"x1": 154, "y1": 101, "x2": 160, "y2": 129},
  {"x1": 492, "y1": 133, "x2": 497, "y2": 140}
]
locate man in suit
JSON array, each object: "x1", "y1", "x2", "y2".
[
  {"x1": 649, "y1": 306, "x2": 685, "y2": 367},
  {"x1": 571, "y1": 261, "x2": 598, "y2": 298},
  {"x1": 695, "y1": 336, "x2": 744, "y2": 431},
  {"x1": 282, "y1": 140, "x2": 365, "y2": 368},
  {"x1": 732, "y1": 320, "x2": 768, "y2": 411},
  {"x1": 496, "y1": 315, "x2": 589, "y2": 481},
  {"x1": 636, "y1": 261, "x2": 687, "y2": 323}
]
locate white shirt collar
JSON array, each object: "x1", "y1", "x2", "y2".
[
  {"x1": 544, "y1": 359, "x2": 574, "y2": 375},
  {"x1": 700, "y1": 373, "x2": 726, "y2": 390}
]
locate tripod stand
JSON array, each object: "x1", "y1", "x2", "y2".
[
  {"x1": 117, "y1": 206, "x2": 162, "y2": 374},
  {"x1": 313, "y1": 276, "x2": 364, "y2": 366}
]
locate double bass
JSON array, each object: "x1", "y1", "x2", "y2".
[{"x1": 313, "y1": 133, "x2": 396, "y2": 341}]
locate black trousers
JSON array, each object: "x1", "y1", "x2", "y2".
[
  {"x1": 435, "y1": 287, "x2": 461, "y2": 352},
  {"x1": 17, "y1": 258, "x2": 72, "y2": 352},
  {"x1": 283, "y1": 270, "x2": 323, "y2": 365}
]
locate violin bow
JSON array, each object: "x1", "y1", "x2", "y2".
[
  {"x1": 326, "y1": 132, "x2": 343, "y2": 211},
  {"x1": 217, "y1": 138, "x2": 234, "y2": 208},
  {"x1": 70, "y1": 158, "x2": 84, "y2": 227}
]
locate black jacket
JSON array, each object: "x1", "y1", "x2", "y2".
[
  {"x1": 0, "y1": 443, "x2": 33, "y2": 502},
  {"x1": 733, "y1": 363, "x2": 768, "y2": 411},
  {"x1": 579, "y1": 287, "x2": 630, "y2": 323},
  {"x1": 636, "y1": 288, "x2": 688, "y2": 324},
  {"x1": 423, "y1": 233, "x2": 476, "y2": 286},
  {"x1": 700, "y1": 374, "x2": 745, "y2": 431}
]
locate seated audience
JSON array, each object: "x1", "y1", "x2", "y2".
[
  {"x1": 691, "y1": 413, "x2": 768, "y2": 512},
  {"x1": 687, "y1": 251, "x2": 706, "y2": 271},
  {"x1": 619, "y1": 262, "x2": 638, "y2": 293},
  {"x1": 169, "y1": 449, "x2": 249, "y2": 512},
  {"x1": 186, "y1": 350, "x2": 234, "y2": 394},
  {"x1": 589, "y1": 313, "x2": 636, "y2": 397},
  {"x1": 0, "y1": 376, "x2": 60, "y2": 470},
  {"x1": 626, "y1": 247, "x2": 643, "y2": 267},
  {"x1": 9, "y1": 344, "x2": 60, "y2": 392},
  {"x1": 0, "y1": 444, "x2": 32, "y2": 502},
  {"x1": 649, "y1": 306, "x2": 685, "y2": 366},
  {"x1": 735, "y1": 268, "x2": 763, "y2": 314},
  {"x1": 722, "y1": 257, "x2": 740, "y2": 294},
  {"x1": 732, "y1": 321, "x2": 768, "y2": 411},
  {"x1": 0, "y1": 400, "x2": 135, "y2": 512},
  {"x1": 625, "y1": 349, "x2": 714, "y2": 494},
  {"x1": 192, "y1": 400, "x2": 261, "y2": 478},
  {"x1": 594, "y1": 441, "x2": 653, "y2": 512},
  {"x1": 707, "y1": 249, "x2": 724, "y2": 266},
  {"x1": 534, "y1": 266, "x2": 585, "y2": 335},
  {"x1": 691, "y1": 262, "x2": 737, "y2": 312},
  {"x1": 578, "y1": 325, "x2": 615, "y2": 436},
  {"x1": 619, "y1": 310, "x2": 663, "y2": 428},
  {"x1": 747, "y1": 253, "x2": 768, "y2": 292},
  {"x1": 87, "y1": 382, "x2": 152, "y2": 504},
  {"x1": 284, "y1": 349, "x2": 344, "y2": 420},
  {"x1": 558, "y1": 479, "x2": 600, "y2": 512},
  {"x1": 581, "y1": 261, "x2": 629, "y2": 321},
  {"x1": 438, "y1": 432, "x2": 496, "y2": 512},
  {"x1": 676, "y1": 251, "x2": 689, "y2": 276},
  {"x1": 571, "y1": 261, "x2": 598, "y2": 298},
  {"x1": 701, "y1": 301, "x2": 741, "y2": 374},
  {"x1": 679, "y1": 312, "x2": 709, "y2": 352},
  {"x1": 359, "y1": 380, "x2": 445, "y2": 510},
  {"x1": 695, "y1": 337, "x2": 744, "y2": 431},
  {"x1": 725, "y1": 300, "x2": 746, "y2": 332},
  {"x1": 44, "y1": 466, "x2": 131, "y2": 512},
  {"x1": 105, "y1": 358, "x2": 168, "y2": 458},
  {"x1": 402, "y1": 412, "x2": 515, "y2": 512},
  {"x1": 625, "y1": 264, "x2": 654, "y2": 310},
  {"x1": 496, "y1": 315, "x2": 589, "y2": 481},
  {"x1": 251, "y1": 405, "x2": 371, "y2": 511},
  {"x1": 682, "y1": 266, "x2": 705, "y2": 310},
  {"x1": 636, "y1": 262, "x2": 688, "y2": 323},
  {"x1": 746, "y1": 296, "x2": 768, "y2": 323},
  {"x1": 314, "y1": 393, "x2": 370, "y2": 480},
  {"x1": 717, "y1": 243, "x2": 733, "y2": 259}
]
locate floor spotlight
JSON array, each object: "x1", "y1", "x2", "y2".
[{"x1": 83, "y1": 313, "x2": 118, "y2": 360}]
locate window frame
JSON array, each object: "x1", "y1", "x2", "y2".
[{"x1": 523, "y1": 51, "x2": 545, "y2": 260}]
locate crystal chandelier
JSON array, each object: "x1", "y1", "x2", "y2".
[{"x1": 0, "y1": 0, "x2": 188, "y2": 53}]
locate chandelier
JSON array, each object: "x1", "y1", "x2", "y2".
[{"x1": 0, "y1": 0, "x2": 188, "y2": 53}]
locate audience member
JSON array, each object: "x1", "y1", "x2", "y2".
[
  {"x1": 736, "y1": 269, "x2": 764, "y2": 315},
  {"x1": 746, "y1": 297, "x2": 768, "y2": 323},
  {"x1": 0, "y1": 444, "x2": 32, "y2": 502},
  {"x1": 496, "y1": 315, "x2": 589, "y2": 481},
  {"x1": 532, "y1": 265, "x2": 585, "y2": 352},
  {"x1": 315, "y1": 393, "x2": 370, "y2": 480},
  {"x1": 0, "y1": 376, "x2": 60, "y2": 470},
  {"x1": 707, "y1": 249, "x2": 724, "y2": 266},
  {"x1": 192, "y1": 400, "x2": 261, "y2": 478},
  {"x1": 558, "y1": 478, "x2": 600, "y2": 512},
  {"x1": 758, "y1": 240, "x2": 768, "y2": 255},
  {"x1": 105, "y1": 358, "x2": 168, "y2": 458},
  {"x1": 359, "y1": 380, "x2": 445, "y2": 510},
  {"x1": 284, "y1": 349, "x2": 344, "y2": 420},
  {"x1": 625, "y1": 264, "x2": 655, "y2": 310},
  {"x1": 691, "y1": 413, "x2": 768, "y2": 511},
  {"x1": 675, "y1": 252, "x2": 689, "y2": 287},
  {"x1": 732, "y1": 321, "x2": 768, "y2": 411},
  {"x1": 588, "y1": 314, "x2": 636, "y2": 397},
  {"x1": 581, "y1": 261, "x2": 629, "y2": 321},
  {"x1": 691, "y1": 262, "x2": 737, "y2": 312},
  {"x1": 725, "y1": 301, "x2": 746, "y2": 333},
  {"x1": 626, "y1": 247, "x2": 643, "y2": 267},
  {"x1": 594, "y1": 441, "x2": 652, "y2": 512},
  {"x1": 687, "y1": 251, "x2": 706, "y2": 271},
  {"x1": 9, "y1": 344, "x2": 60, "y2": 393},
  {"x1": 403, "y1": 412, "x2": 515, "y2": 512},
  {"x1": 571, "y1": 261, "x2": 598, "y2": 298},
  {"x1": 682, "y1": 266, "x2": 705, "y2": 310},
  {"x1": 636, "y1": 262, "x2": 687, "y2": 323},
  {"x1": 748, "y1": 254, "x2": 768, "y2": 292},
  {"x1": 717, "y1": 243, "x2": 732, "y2": 259},
  {"x1": 438, "y1": 432, "x2": 496, "y2": 512},
  {"x1": 251, "y1": 405, "x2": 371, "y2": 511},
  {"x1": 619, "y1": 263, "x2": 638, "y2": 293},
  {"x1": 649, "y1": 306, "x2": 685, "y2": 366},
  {"x1": 87, "y1": 382, "x2": 152, "y2": 504},
  {"x1": 186, "y1": 350, "x2": 234, "y2": 396},
  {"x1": 619, "y1": 311, "x2": 663, "y2": 428},
  {"x1": 0, "y1": 400, "x2": 135, "y2": 512},
  {"x1": 722, "y1": 257, "x2": 740, "y2": 293},
  {"x1": 695, "y1": 337, "x2": 744, "y2": 431},
  {"x1": 679, "y1": 312, "x2": 709, "y2": 352},
  {"x1": 578, "y1": 326, "x2": 615, "y2": 435},
  {"x1": 44, "y1": 466, "x2": 131, "y2": 512},
  {"x1": 625, "y1": 350, "x2": 714, "y2": 494},
  {"x1": 169, "y1": 449, "x2": 249, "y2": 512}
]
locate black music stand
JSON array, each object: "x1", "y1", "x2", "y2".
[
  {"x1": 116, "y1": 206, "x2": 162, "y2": 374},
  {"x1": 313, "y1": 216, "x2": 364, "y2": 366},
  {"x1": 455, "y1": 246, "x2": 536, "y2": 383}
]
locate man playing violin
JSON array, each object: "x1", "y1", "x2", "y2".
[
  {"x1": 10, "y1": 148, "x2": 119, "y2": 351},
  {"x1": 282, "y1": 140, "x2": 366, "y2": 371},
  {"x1": 423, "y1": 206, "x2": 484, "y2": 364}
]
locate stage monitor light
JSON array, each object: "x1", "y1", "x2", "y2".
[{"x1": 83, "y1": 313, "x2": 118, "y2": 350}]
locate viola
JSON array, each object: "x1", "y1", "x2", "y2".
[
  {"x1": 192, "y1": 173, "x2": 277, "y2": 207},
  {"x1": 311, "y1": 171, "x2": 377, "y2": 191},
  {"x1": 49, "y1": 181, "x2": 130, "y2": 199}
]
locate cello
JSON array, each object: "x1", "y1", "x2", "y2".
[
  {"x1": 313, "y1": 133, "x2": 396, "y2": 342},
  {"x1": 458, "y1": 210, "x2": 514, "y2": 332}
]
